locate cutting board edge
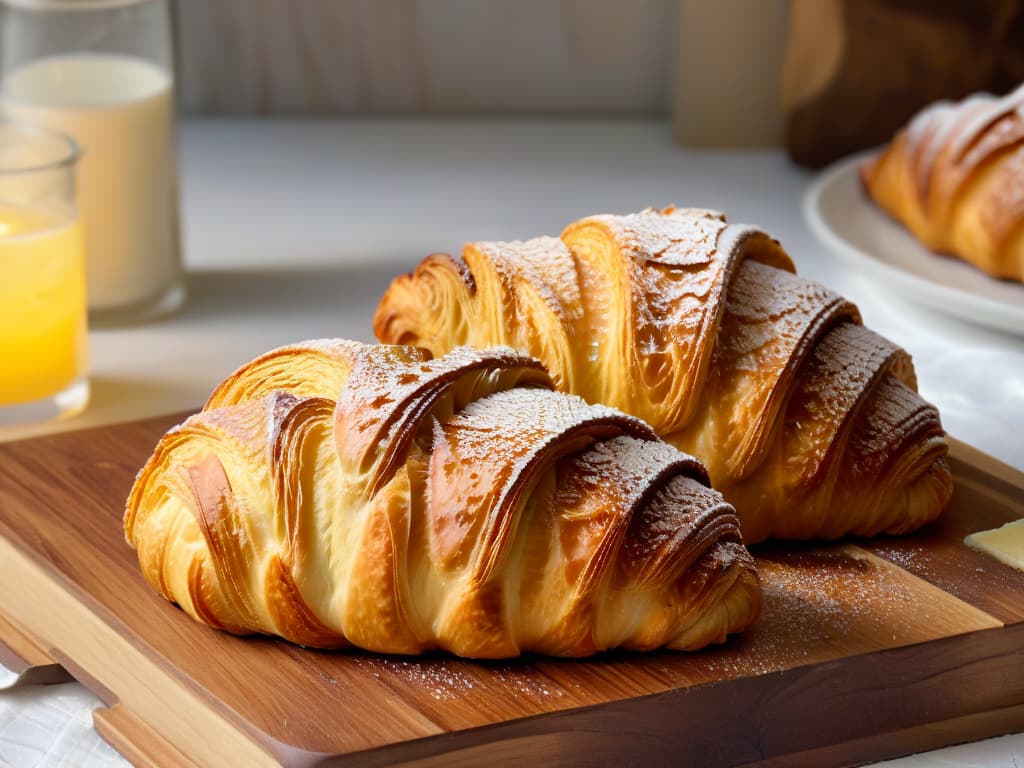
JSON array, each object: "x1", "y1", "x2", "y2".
[
  {"x1": 736, "y1": 701, "x2": 1024, "y2": 768},
  {"x1": 0, "y1": 611, "x2": 73, "y2": 687},
  {"x1": 93, "y1": 704, "x2": 202, "y2": 768},
  {"x1": 255, "y1": 622, "x2": 1024, "y2": 768},
  {"x1": 947, "y1": 436, "x2": 1024, "y2": 491}
]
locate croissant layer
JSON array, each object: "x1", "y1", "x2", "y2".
[
  {"x1": 375, "y1": 207, "x2": 953, "y2": 543},
  {"x1": 861, "y1": 84, "x2": 1024, "y2": 282},
  {"x1": 125, "y1": 341, "x2": 760, "y2": 657}
]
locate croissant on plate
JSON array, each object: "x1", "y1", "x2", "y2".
[
  {"x1": 124, "y1": 340, "x2": 760, "y2": 658},
  {"x1": 861, "y1": 83, "x2": 1024, "y2": 282},
  {"x1": 374, "y1": 207, "x2": 954, "y2": 544}
]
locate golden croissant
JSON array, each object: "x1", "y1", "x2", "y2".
[
  {"x1": 375, "y1": 207, "x2": 953, "y2": 544},
  {"x1": 124, "y1": 340, "x2": 760, "y2": 657},
  {"x1": 861, "y1": 83, "x2": 1024, "y2": 282}
]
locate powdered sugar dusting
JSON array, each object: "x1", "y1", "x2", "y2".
[
  {"x1": 756, "y1": 550, "x2": 917, "y2": 653},
  {"x1": 587, "y1": 207, "x2": 727, "y2": 268},
  {"x1": 477, "y1": 237, "x2": 583, "y2": 321},
  {"x1": 710, "y1": 259, "x2": 856, "y2": 471},
  {"x1": 949, "y1": 82, "x2": 1024, "y2": 160},
  {"x1": 782, "y1": 322, "x2": 901, "y2": 486},
  {"x1": 351, "y1": 654, "x2": 568, "y2": 703},
  {"x1": 868, "y1": 542, "x2": 935, "y2": 580},
  {"x1": 692, "y1": 547, "x2": 926, "y2": 678},
  {"x1": 574, "y1": 435, "x2": 705, "y2": 491},
  {"x1": 557, "y1": 436, "x2": 720, "y2": 583},
  {"x1": 901, "y1": 84, "x2": 1024, "y2": 204},
  {"x1": 488, "y1": 664, "x2": 566, "y2": 700},
  {"x1": 449, "y1": 388, "x2": 655, "y2": 463},
  {"x1": 846, "y1": 375, "x2": 943, "y2": 481},
  {"x1": 441, "y1": 389, "x2": 661, "y2": 570},
  {"x1": 335, "y1": 344, "x2": 548, "y2": 470},
  {"x1": 340, "y1": 345, "x2": 542, "y2": 415},
  {"x1": 352, "y1": 654, "x2": 483, "y2": 701}
]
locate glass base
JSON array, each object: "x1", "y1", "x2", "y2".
[
  {"x1": 0, "y1": 377, "x2": 89, "y2": 429},
  {"x1": 89, "y1": 275, "x2": 186, "y2": 327}
]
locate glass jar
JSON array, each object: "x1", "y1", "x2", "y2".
[{"x1": 0, "y1": 0, "x2": 184, "y2": 325}]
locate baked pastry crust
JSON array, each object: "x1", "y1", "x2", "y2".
[
  {"x1": 375, "y1": 207, "x2": 953, "y2": 543},
  {"x1": 861, "y1": 84, "x2": 1024, "y2": 282},
  {"x1": 125, "y1": 341, "x2": 760, "y2": 657}
]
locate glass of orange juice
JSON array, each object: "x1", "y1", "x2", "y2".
[{"x1": 0, "y1": 121, "x2": 87, "y2": 427}]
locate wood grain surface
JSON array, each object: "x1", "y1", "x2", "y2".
[
  {"x1": 0, "y1": 613, "x2": 71, "y2": 687},
  {"x1": 0, "y1": 416, "x2": 1021, "y2": 766}
]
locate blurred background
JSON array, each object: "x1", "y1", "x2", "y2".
[
  {"x1": 0, "y1": 0, "x2": 1021, "y2": 448},
  {"x1": 169, "y1": 0, "x2": 1024, "y2": 163}
]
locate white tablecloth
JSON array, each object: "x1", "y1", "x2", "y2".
[{"x1": 1, "y1": 119, "x2": 1021, "y2": 767}]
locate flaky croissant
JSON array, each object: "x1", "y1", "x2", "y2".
[
  {"x1": 375, "y1": 207, "x2": 953, "y2": 544},
  {"x1": 124, "y1": 340, "x2": 760, "y2": 657},
  {"x1": 861, "y1": 83, "x2": 1024, "y2": 282}
]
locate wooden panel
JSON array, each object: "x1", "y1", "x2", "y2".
[
  {"x1": 93, "y1": 705, "x2": 199, "y2": 768},
  {"x1": 0, "y1": 612, "x2": 71, "y2": 687},
  {"x1": 0, "y1": 612, "x2": 54, "y2": 671},
  {"x1": 0, "y1": 415, "x2": 1022, "y2": 766},
  {"x1": 741, "y1": 702, "x2": 1024, "y2": 768},
  {"x1": 173, "y1": 0, "x2": 675, "y2": 116}
]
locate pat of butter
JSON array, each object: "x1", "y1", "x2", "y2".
[{"x1": 965, "y1": 519, "x2": 1024, "y2": 571}]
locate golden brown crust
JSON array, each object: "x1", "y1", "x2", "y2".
[
  {"x1": 861, "y1": 84, "x2": 1024, "y2": 282},
  {"x1": 124, "y1": 340, "x2": 760, "y2": 657},
  {"x1": 374, "y1": 207, "x2": 953, "y2": 543}
]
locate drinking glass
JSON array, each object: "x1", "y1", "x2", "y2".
[
  {"x1": 0, "y1": 121, "x2": 88, "y2": 426},
  {"x1": 0, "y1": 0, "x2": 183, "y2": 324}
]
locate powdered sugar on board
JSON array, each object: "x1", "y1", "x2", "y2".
[
  {"x1": 650, "y1": 544, "x2": 999, "y2": 684},
  {"x1": 346, "y1": 543, "x2": 997, "y2": 700},
  {"x1": 351, "y1": 653, "x2": 567, "y2": 704}
]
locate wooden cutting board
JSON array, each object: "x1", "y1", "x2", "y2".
[{"x1": 0, "y1": 414, "x2": 1022, "y2": 768}]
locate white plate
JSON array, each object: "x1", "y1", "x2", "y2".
[{"x1": 803, "y1": 152, "x2": 1024, "y2": 337}]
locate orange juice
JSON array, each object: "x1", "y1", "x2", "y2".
[{"x1": 0, "y1": 205, "x2": 87, "y2": 405}]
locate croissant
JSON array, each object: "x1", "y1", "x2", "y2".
[
  {"x1": 860, "y1": 83, "x2": 1024, "y2": 282},
  {"x1": 374, "y1": 207, "x2": 953, "y2": 544},
  {"x1": 124, "y1": 340, "x2": 760, "y2": 658}
]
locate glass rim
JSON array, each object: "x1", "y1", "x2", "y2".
[
  {"x1": 0, "y1": 121, "x2": 80, "y2": 175},
  {"x1": 0, "y1": 0, "x2": 153, "y2": 10}
]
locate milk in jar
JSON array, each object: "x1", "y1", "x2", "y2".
[{"x1": 0, "y1": 51, "x2": 182, "y2": 318}]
